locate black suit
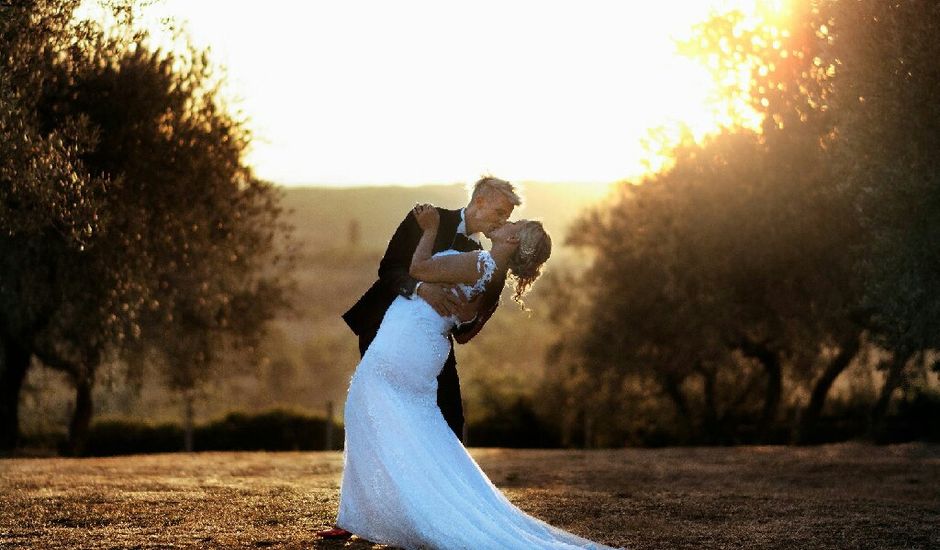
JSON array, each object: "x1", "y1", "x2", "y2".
[{"x1": 342, "y1": 207, "x2": 484, "y2": 440}]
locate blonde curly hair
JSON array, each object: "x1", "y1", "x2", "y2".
[{"x1": 507, "y1": 221, "x2": 551, "y2": 305}]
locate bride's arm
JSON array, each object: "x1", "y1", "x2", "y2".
[
  {"x1": 453, "y1": 270, "x2": 504, "y2": 344},
  {"x1": 409, "y1": 204, "x2": 482, "y2": 285}
]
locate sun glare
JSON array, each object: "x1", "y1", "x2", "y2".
[{"x1": 76, "y1": 0, "x2": 787, "y2": 187}]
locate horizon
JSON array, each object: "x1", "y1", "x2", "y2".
[{"x1": 271, "y1": 179, "x2": 618, "y2": 190}]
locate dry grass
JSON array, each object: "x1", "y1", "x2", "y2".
[{"x1": 1, "y1": 443, "x2": 938, "y2": 549}]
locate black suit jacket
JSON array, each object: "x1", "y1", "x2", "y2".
[{"x1": 342, "y1": 207, "x2": 490, "y2": 340}]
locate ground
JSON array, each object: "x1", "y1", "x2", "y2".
[{"x1": 1, "y1": 443, "x2": 937, "y2": 549}]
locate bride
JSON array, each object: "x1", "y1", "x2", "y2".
[{"x1": 335, "y1": 204, "x2": 617, "y2": 549}]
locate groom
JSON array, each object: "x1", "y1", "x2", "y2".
[{"x1": 342, "y1": 175, "x2": 521, "y2": 435}]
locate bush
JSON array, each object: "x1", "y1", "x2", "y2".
[
  {"x1": 804, "y1": 399, "x2": 872, "y2": 445},
  {"x1": 874, "y1": 391, "x2": 940, "y2": 444},
  {"x1": 64, "y1": 392, "x2": 940, "y2": 456},
  {"x1": 196, "y1": 408, "x2": 343, "y2": 452},
  {"x1": 81, "y1": 408, "x2": 343, "y2": 456},
  {"x1": 468, "y1": 396, "x2": 560, "y2": 448},
  {"x1": 84, "y1": 419, "x2": 184, "y2": 456},
  {"x1": 16, "y1": 430, "x2": 67, "y2": 456}
]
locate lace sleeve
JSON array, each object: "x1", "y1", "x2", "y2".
[{"x1": 468, "y1": 250, "x2": 497, "y2": 296}]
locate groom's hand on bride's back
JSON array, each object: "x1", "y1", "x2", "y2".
[
  {"x1": 452, "y1": 291, "x2": 480, "y2": 324},
  {"x1": 416, "y1": 282, "x2": 465, "y2": 318}
]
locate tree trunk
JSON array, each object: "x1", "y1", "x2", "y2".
[
  {"x1": 796, "y1": 333, "x2": 861, "y2": 444},
  {"x1": 325, "y1": 400, "x2": 334, "y2": 451},
  {"x1": 0, "y1": 338, "x2": 31, "y2": 454},
  {"x1": 182, "y1": 388, "x2": 195, "y2": 452},
  {"x1": 870, "y1": 350, "x2": 915, "y2": 432},
  {"x1": 561, "y1": 401, "x2": 573, "y2": 448},
  {"x1": 697, "y1": 364, "x2": 720, "y2": 444},
  {"x1": 760, "y1": 358, "x2": 782, "y2": 442},
  {"x1": 659, "y1": 373, "x2": 693, "y2": 440},
  {"x1": 65, "y1": 375, "x2": 94, "y2": 456},
  {"x1": 583, "y1": 407, "x2": 594, "y2": 449},
  {"x1": 738, "y1": 340, "x2": 781, "y2": 443}
]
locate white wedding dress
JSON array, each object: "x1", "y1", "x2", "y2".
[{"x1": 337, "y1": 250, "x2": 616, "y2": 550}]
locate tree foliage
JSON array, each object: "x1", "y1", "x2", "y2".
[
  {"x1": 546, "y1": 0, "x2": 940, "y2": 445},
  {"x1": 824, "y1": 0, "x2": 940, "y2": 428},
  {"x1": 0, "y1": 0, "x2": 292, "y2": 453}
]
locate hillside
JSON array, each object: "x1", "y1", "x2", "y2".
[
  {"x1": 281, "y1": 182, "x2": 612, "y2": 254},
  {"x1": 268, "y1": 182, "x2": 614, "y2": 419},
  {"x1": 19, "y1": 182, "x2": 616, "y2": 435}
]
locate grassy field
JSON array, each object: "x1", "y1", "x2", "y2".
[{"x1": 1, "y1": 442, "x2": 937, "y2": 549}]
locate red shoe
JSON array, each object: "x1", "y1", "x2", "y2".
[{"x1": 316, "y1": 527, "x2": 353, "y2": 540}]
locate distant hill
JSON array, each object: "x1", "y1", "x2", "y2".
[
  {"x1": 42, "y1": 183, "x2": 618, "y2": 427},
  {"x1": 260, "y1": 182, "x2": 617, "y2": 415},
  {"x1": 280, "y1": 182, "x2": 614, "y2": 255}
]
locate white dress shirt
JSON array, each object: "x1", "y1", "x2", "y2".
[{"x1": 456, "y1": 208, "x2": 482, "y2": 244}]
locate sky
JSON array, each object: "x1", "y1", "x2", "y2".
[{"x1": 79, "y1": 0, "x2": 777, "y2": 187}]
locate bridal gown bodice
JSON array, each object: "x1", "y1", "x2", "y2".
[
  {"x1": 337, "y1": 249, "x2": 617, "y2": 550},
  {"x1": 353, "y1": 249, "x2": 496, "y2": 398}
]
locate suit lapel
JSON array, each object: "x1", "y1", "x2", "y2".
[
  {"x1": 432, "y1": 208, "x2": 481, "y2": 252},
  {"x1": 435, "y1": 209, "x2": 461, "y2": 252},
  {"x1": 452, "y1": 233, "x2": 482, "y2": 252}
]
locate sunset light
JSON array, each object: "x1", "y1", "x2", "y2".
[
  {"x1": 78, "y1": 0, "x2": 787, "y2": 186},
  {"x1": 7, "y1": 2, "x2": 939, "y2": 544}
]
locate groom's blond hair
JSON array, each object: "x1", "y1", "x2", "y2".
[{"x1": 470, "y1": 176, "x2": 522, "y2": 206}]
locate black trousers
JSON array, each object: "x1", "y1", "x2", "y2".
[{"x1": 358, "y1": 327, "x2": 465, "y2": 441}]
